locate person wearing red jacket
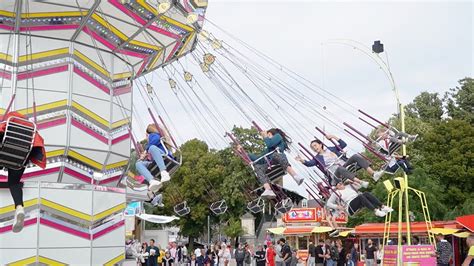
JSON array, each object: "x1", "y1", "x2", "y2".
[{"x1": 0, "y1": 112, "x2": 46, "y2": 233}]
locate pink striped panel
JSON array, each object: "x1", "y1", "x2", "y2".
[
  {"x1": 0, "y1": 70, "x2": 12, "y2": 80},
  {"x1": 108, "y1": 0, "x2": 146, "y2": 24},
  {"x1": 0, "y1": 167, "x2": 61, "y2": 183},
  {"x1": 111, "y1": 132, "x2": 130, "y2": 145},
  {"x1": 63, "y1": 167, "x2": 93, "y2": 184},
  {"x1": 17, "y1": 65, "x2": 69, "y2": 80},
  {"x1": 71, "y1": 119, "x2": 109, "y2": 144},
  {"x1": 113, "y1": 85, "x2": 131, "y2": 96},
  {"x1": 165, "y1": 41, "x2": 183, "y2": 62},
  {"x1": 83, "y1": 27, "x2": 117, "y2": 51},
  {"x1": 0, "y1": 218, "x2": 37, "y2": 234},
  {"x1": 148, "y1": 25, "x2": 181, "y2": 39},
  {"x1": 20, "y1": 24, "x2": 79, "y2": 32},
  {"x1": 97, "y1": 174, "x2": 122, "y2": 185},
  {"x1": 73, "y1": 66, "x2": 110, "y2": 94},
  {"x1": 92, "y1": 219, "x2": 125, "y2": 239},
  {"x1": 37, "y1": 117, "x2": 67, "y2": 130},
  {"x1": 40, "y1": 218, "x2": 90, "y2": 239},
  {"x1": 116, "y1": 48, "x2": 148, "y2": 59}
]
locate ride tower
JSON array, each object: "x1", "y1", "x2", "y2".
[{"x1": 0, "y1": 0, "x2": 207, "y2": 264}]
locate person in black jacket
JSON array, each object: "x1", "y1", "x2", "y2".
[
  {"x1": 315, "y1": 239, "x2": 325, "y2": 266},
  {"x1": 254, "y1": 245, "x2": 266, "y2": 266}
]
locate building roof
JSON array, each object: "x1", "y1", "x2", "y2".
[
  {"x1": 456, "y1": 214, "x2": 474, "y2": 232},
  {"x1": 355, "y1": 220, "x2": 462, "y2": 235}
]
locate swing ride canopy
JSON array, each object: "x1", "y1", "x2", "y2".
[
  {"x1": 0, "y1": 0, "x2": 208, "y2": 185},
  {"x1": 0, "y1": 1, "x2": 207, "y2": 264}
]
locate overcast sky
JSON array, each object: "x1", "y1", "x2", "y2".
[{"x1": 134, "y1": 0, "x2": 473, "y2": 195}]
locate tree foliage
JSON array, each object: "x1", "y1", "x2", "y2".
[{"x1": 350, "y1": 77, "x2": 473, "y2": 224}]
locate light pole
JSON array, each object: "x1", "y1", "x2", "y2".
[{"x1": 324, "y1": 39, "x2": 436, "y2": 265}]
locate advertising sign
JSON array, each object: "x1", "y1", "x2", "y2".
[
  {"x1": 402, "y1": 245, "x2": 436, "y2": 265},
  {"x1": 383, "y1": 245, "x2": 398, "y2": 266},
  {"x1": 284, "y1": 208, "x2": 347, "y2": 223}
]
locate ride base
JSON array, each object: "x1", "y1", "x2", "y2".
[{"x1": 0, "y1": 181, "x2": 125, "y2": 265}]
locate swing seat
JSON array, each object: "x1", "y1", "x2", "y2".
[
  {"x1": 210, "y1": 199, "x2": 228, "y2": 215},
  {"x1": 265, "y1": 164, "x2": 286, "y2": 181},
  {"x1": 0, "y1": 116, "x2": 36, "y2": 170},
  {"x1": 174, "y1": 201, "x2": 190, "y2": 216},
  {"x1": 316, "y1": 182, "x2": 331, "y2": 200},
  {"x1": 247, "y1": 197, "x2": 265, "y2": 214},
  {"x1": 126, "y1": 175, "x2": 148, "y2": 191},
  {"x1": 147, "y1": 155, "x2": 180, "y2": 180},
  {"x1": 275, "y1": 198, "x2": 293, "y2": 214},
  {"x1": 345, "y1": 162, "x2": 362, "y2": 173},
  {"x1": 250, "y1": 149, "x2": 286, "y2": 182}
]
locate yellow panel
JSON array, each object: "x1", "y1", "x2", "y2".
[
  {"x1": 16, "y1": 99, "x2": 67, "y2": 115},
  {"x1": 129, "y1": 40, "x2": 160, "y2": 51},
  {"x1": 113, "y1": 72, "x2": 132, "y2": 80},
  {"x1": 0, "y1": 52, "x2": 13, "y2": 62},
  {"x1": 47, "y1": 149, "x2": 65, "y2": 158},
  {"x1": 7, "y1": 256, "x2": 37, "y2": 266},
  {"x1": 161, "y1": 16, "x2": 193, "y2": 32},
  {"x1": 41, "y1": 198, "x2": 92, "y2": 221},
  {"x1": 71, "y1": 101, "x2": 109, "y2": 127},
  {"x1": 178, "y1": 31, "x2": 196, "y2": 56},
  {"x1": 91, "y1": 14, "x2": 128, "y2": 41},
  {"x1": 111, "y1": 118, "x2": 129, "y2": 128},
  {"x1": 74, "y1": 50, "x2": 110, "y2": 78},
  {"x1": 68, "y1": 149, "x2": 103, "y2": 170},
  {"x1": 19, "y1": 48, "x2": 69, "y2": 62},
  {"x1": 93, "y1": 203, "x2": 126, "y2": 220},
  {"x1": 38, "y1": 256, "x2": 67, "y2": 266},
  {"x1": 0, "y1": 10, "x2": 15, "y2": 18},
  {"x1": 104, "y1": 253, "x2": 125, "y2": 266},
  {"x1": 148, "y1": 50, "x2": 164, "y2": 69},
  {"x1": 105, "y1": 160, "x2": 128, "y2": 170},
  {"x1": 0, "y1": 198, "x2": 38, "y2": 215},
  {"x1": 21, "y1": 11, "x2": 87, "y2": 18}
]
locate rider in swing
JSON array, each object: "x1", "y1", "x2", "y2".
[
  {"x1": 237, "y1": 128, "x2": 303, "y2": 198},
  {"x1": 0, "y1": 112, "x2": 46, "y2": 233}
]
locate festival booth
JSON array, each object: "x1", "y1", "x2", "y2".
[
  {"x1": 353, "y1": 218, "x2": 472, "y2": 265},
  {"x1": 268, "y1": 207, "x2": 349, "y2": 260}
]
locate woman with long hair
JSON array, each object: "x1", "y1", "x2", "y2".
[
  {"x1": 135, "y1": 124, "x2": 173, "y2": 193},
  {"x1": 238, "y1": 128, "x2": 303, "y2": 198}
]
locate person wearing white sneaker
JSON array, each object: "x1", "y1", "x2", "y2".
[
  {"x1": 239, "y1": 128, "x2": 301, "y2": 198},
  {"x1": 326, "y1": 179, "x2": 388, "y2": 218},
  {"x1": 0, "y1": 112, "x2": 48, "y2": 233},
  {"x1": 135, "y1": 124, "x2": 174, "y2": 192},
  {"x1": 297, "y1": 138, "x2": 381, "y2": 186},
  {"x1": 12, "y1": 205, "x2": 25, "y2": 233}
]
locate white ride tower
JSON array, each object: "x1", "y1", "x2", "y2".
[{"x1": 0, "y1": 0, "x2": 207, "y2": 264}]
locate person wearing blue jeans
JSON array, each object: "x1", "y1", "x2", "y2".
[{"x1": 135, "y1": 124, "x2": 172, "y2": 192}]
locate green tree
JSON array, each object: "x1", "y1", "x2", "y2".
[
  {"x1": 405, "y1": 91, "x2": 444, "y2": 121},
  {"x1": 444, "y1": 77, "x2": 474, "y2": 123},
  {"x1": 223, "y1": 218, "x2": 246, "y2": 246}
]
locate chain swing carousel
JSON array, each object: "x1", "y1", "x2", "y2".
[{"x1": 0, "y1": 0, "x2": 208, "y2": 264}]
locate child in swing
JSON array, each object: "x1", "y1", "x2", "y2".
[
  {"x1": 135, "y1": 124, "x2": 173, "y2": 193},
  {"x1": 237, "y1": 128, "x2": 303, "y2": 198}
]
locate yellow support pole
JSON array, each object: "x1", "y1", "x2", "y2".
[
  {"x1": 400, "y1": 104, "x2": 412, "y2": 245},
  {"x1": 397, "y1": 186, "x2": 403, "y2": 265}
]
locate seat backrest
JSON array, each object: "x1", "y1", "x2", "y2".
[{"x1": 0, "y1": 116, "x2": 36, "y2": 169}]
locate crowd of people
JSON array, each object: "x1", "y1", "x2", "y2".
[{"x1": 127, "y1": 233, "x2": 474, "y2": 266}]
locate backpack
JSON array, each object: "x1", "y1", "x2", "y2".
[
  {"x1": 330, "y1": 246, "x2": 339, "y2": 261},
  {"x1": 244, "y1": 250, "x2": 251, "y2": 264}
]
